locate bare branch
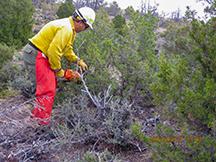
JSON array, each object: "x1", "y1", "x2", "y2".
[{"x1": 80, "y1": 73, "x2": 102, "y2": 108}]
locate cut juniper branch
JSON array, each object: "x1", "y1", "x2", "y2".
[
  {"x1": 3, "y1": 115, "x2": 23, "y2": 127},
  {"x1": 0, "y1": 98, "x2": 35, "y2": 117},
  {"x1": 92, "y1": 137, "x2": 100, "y2": 151},
  {"x1": 80, "y1": 73, "x2": 102, "y2": 108},
  {"x1": 80, "y1": 73, "x2": 113, "y2": 109},
  {"x1": 9, "y1": 138, "x2": 55, "y2": 160}
]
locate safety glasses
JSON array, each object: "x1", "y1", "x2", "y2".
[
  {"x1": 82, "y1": 20, "x2": 89, "y2": 29},
  {"x1": 74, "y1": 10, "x2": 89, "y2": 29}
]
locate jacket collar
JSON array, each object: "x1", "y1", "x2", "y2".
[{"x1": 69, "y1": 16, "x2": 76, "y2": 33}]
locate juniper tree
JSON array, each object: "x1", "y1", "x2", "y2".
[
  {"x1": 0, "y1": 0, "x2": 34, "y2": 48},
  {"x1": 56, "y1": 0, "x2": 75, "y2": 18}
]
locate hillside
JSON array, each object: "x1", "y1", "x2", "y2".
[{"x1": 0, "y1": 0, "x2": 215, "y2": 161}]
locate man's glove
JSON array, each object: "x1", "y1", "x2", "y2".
[
  {"x1": 77, "y1": 59, "x2": 88, "y2": 72},
  {"x1": 64, "y1": 69, "x2": 80, "y2": 81}
]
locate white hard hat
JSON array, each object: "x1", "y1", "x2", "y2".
[{"x1": 74, "y1": 7, "x2": 95, "y2": 29}]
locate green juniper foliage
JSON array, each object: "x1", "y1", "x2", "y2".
[
  {"x1": 56, "y1": 0, "x2": 75, "y2": 18},
  {"x1": 0, "y1": 0, "x2": 34, "y2": 48},
  {"x1": 0, "y1": 43, "x2": 14, "y2": 69}
]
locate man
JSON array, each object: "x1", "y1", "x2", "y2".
[{"x1": 22, "y1": 6, "x2": 96, "y2": 125}]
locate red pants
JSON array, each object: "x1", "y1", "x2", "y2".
[{"x1": 31, "y1": 51, "x2": 56, "y2": 125}]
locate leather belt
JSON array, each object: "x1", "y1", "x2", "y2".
[{"x1": 28, "y1": 41, "x2": 47, "y2": 59}]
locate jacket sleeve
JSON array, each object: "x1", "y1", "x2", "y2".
[
  {"x1": 46, "y1": 27, "x2": 70, "y2": 77},
  {"x1": 64, "y1": 46, "x2": 79, "y2": 64}
]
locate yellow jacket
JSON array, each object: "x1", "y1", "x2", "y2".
[{"x1": 29, "y1": 17, "x2": 78, "y2": 77}]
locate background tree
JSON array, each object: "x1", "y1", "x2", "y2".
[
  {"x1": 56, "y1": 0, "x2": 75, "y2": 18},
  {"x1": 74, "y1": 0, "x2": 105, "y2": 10},
  {"x1": 32, "y1": 0, "x2": 57, "y2": 8},
  {"x1": 0, "y1": 44, "x2": 14, "y2": 69},
  {"x1": 105, "y1": 1, "x2": 121, "y2": 16},
  {"x1": 116, "y1": 8, "x2": 158, "y2": 105},
  {"x1": 144, "y1": 1, "x2": 216, "y2": 160},
  {"x1": 199, "y1": 0, "x2": 216, "y2": 16},
  {"x1": 170, "y1": 8, "x2": 181, "y2": 21},
  {"x1": 0, "y1": 0, "x2": 34, "y2": 48},
  {"x1": 112, "y1": 15, "x2": 126, "y2": 35},
  {"x1": 140, "y1": 0, "x2": 159, "y2": 16}
]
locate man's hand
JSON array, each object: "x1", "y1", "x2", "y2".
[
  {"x1": 64, "y1": 69, "x2": 80, "y2": 81},
  {"x1": 77, "y1": 59, "x2": 88, "y2": 72}
]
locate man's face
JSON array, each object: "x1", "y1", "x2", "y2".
[{"x1": 75, "y1": 21, "x2": 89, "y2": 33}]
